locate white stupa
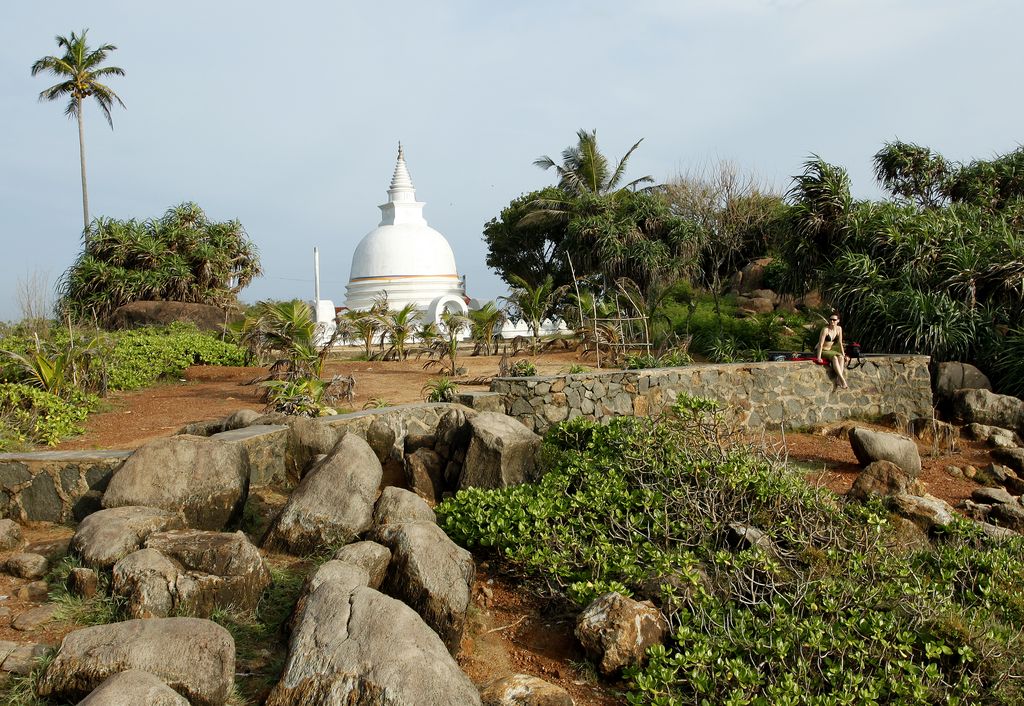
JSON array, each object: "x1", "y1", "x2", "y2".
[{"x1": 344, "y1": 145, "x2": 468, "y2": 323}]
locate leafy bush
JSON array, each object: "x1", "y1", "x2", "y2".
[
  {"x1": 439, "y1": 396, "x2": 1024, "y2": 704},
  {"x1": 508, "y1": 359, "x2": 538, "y2": 377},
  {"x1": 106, "y1": 323, "x2": 246, "y2": 390},
  {"x1": 262, "y1": 377, "x2": 334, "y2": 417},
  {"x1": 0, "y1": 383, "x2": 97, "y2": 448}
]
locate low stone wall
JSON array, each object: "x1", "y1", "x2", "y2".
[
  {"x1": 0, "y1": 450, "x2": 132, "y2": 523},
  {"x1": 489, "y1": 355, "x2": 933, "y2": 434}
]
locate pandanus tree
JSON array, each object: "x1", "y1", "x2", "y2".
[
  {"x1": 57, "y1": 202, "x2": 261, "y2": 322},
  {"x1": 31, "y1": 29, "x2": 126, "y2": 230}
]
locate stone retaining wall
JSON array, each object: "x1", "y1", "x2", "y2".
[
  {"x1": 489, "y1": 355, "x2": 933, "y2": 434},
  {"x1": 0, "y1": 450, "x2": 131, "y2": 523}
]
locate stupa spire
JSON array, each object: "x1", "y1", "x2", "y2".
[{"x1": 388, "y1": 141, "x2": 416, "y2": 200}]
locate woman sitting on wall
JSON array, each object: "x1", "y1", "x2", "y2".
[{"x1": 815, "y1": 312, "x2": 849, "y2": 389}]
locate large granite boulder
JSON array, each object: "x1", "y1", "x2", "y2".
[
  {"x1": 265, "y1": 560, "x2": 480, "y2": 705},
  {"x1": 481, "y1": 674, "x2": 575, "y2": 706},
  {"x1": 953, "y1": 388, "x2": 1024, "y2": 435},
  {"x1": 934, "y1": 362, "x2": 992, "y2": 403},
  {"x1": 371, "y1": 521, "x2": 475, "y2": 654},
  {"x1": 72, "y1": 506, "x2": 185, "y2": 569},
  {"x1": 993, "y1": 448, "x2": 1024, "y2": 476},
  {"x1": 849, "y1": 428, "x2": 921, "y2": 477},
  {"x1": 373, "y1": 486, "x2": 436, "y2": 528},
  {"x1": 114, "y1": 530, "x2": 270, "y2": 618},
  {"x1": 102, "y1": 436, "x2": 250, "y2": 530},
  {"x1": 575, "y1": 592, "x2": 669, "y2": 675},
  {"x1": 848, "y1": 460, "x2": 917, "y2": 502},
  {"x1": 37, "y1": 617, "x2": 235, "y2": 706},
  {"x1": 263, "y1": 433, "x2": 382, "y2": 554},
  {"x1": 79, "y1": 669, "x2": 189, "y2": 705},
  {"x1": 460, "y1": 412, "x2": 541, "y2": 490},
  {"x1": 107, "y1": 301, "x2": 237, "y2": 333}
]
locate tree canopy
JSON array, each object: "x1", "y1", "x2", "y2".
[{"x1": 58, "y1": 202, "x2": 262, "y2": 323}]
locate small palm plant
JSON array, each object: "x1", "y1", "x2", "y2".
[
  {"x1": 422, "y1": 376, "x2": 458, "y2": 403},
  {"x1": 423, "y1": 310, "x2": 471, "y2": 376},
  {"x1": 379, "y1": 302, "x2": 420, "y2": 360},
  {"x1": 468, "y1": 302, "x2": 506, "y2": 356}
]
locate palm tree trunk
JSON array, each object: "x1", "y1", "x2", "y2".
[{"x1": 76, "y1": 98, "x2": 90, "y2": 230}]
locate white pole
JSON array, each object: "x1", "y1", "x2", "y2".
[{"x1": 314, "y1": 247, "x2": 321, "y2": 305}]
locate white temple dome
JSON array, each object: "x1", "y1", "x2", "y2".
[{"x1": 345, "y1": 145, "x2": 467, "y2": 319}]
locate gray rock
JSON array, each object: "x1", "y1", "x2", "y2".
[
  {"x1": 0, "y1": 518, "x2": 24, "y2": 551},
  {"x1": 4, "y1": 552, "x2": 48, "y2": 580},
  {"x1": 1, "y1": 642, "x2": 50, "y2": 675},
  {"x1": 953, "y1": 388, "x2": 1024, "y2": 435},
  {"x1": 79, "y1": 669, "x2": 190, "y2": 705},
  {"x1": 725, "y1": 522, "x2": 773, "y2": 551},
  {"x1": 965, "y1": 423, "x2": 1023, "y2": 447},
  {"x1": 406, "y1": 447, "x2": 444, "y2": 504},
  {"x1": 288, "y1": 416, "x2": 342, "y2": 483},
  {"x1": 12, "y1": 603, "x2": 58, "y2": 631},
  {"x1": 263, "y1": 433, "x2": 382, "y2": 554},
  {"x1": 575, "y1": 592, "x2": 669, "y2": 675},
  {"x1": 115, "y1": 530, "x2": 270, "y2": 619},
  {"x1": 72, "y1": 506, "x2": 185, "y2": 569},
  {"x1": 17, "y1": 580, "x2": 49, "y2": 602},
  {"x1": 37, "y1": 617, "x2": 234, "y2": 706},
  {"x1": 222, "y1": 408, "x2": 261, "y2": 431},
  {"x1": 332, "y1": 541, "x2": 392, "y2": 589},
  {"x1": 102, "y1": 436, "x2": 250, "y2": 531},
  {"x1": 849, "y1": 428, "x2": 921, "y2": 477},
  {"x1": 889, "y1": 494, "x2": 955, "y2": 532},
  {"x1": 934, "y1": 362, "x2": 992, "y2": 403},
  {"x1": 993, "y1": 448, "x2": 1024, "y2": 475},
  {"x1": 481, "y1": 674, "x2": 575, "y2": 706},
  {"x1": 989, "y1": 502, "x2": 1024, "y2": 532},
  {"x1": 265, "y1": 562, "x2": 480, "y2": 706},
  {"x1": 371, "y1": 520, "x2": 475, "y2": 654},
  {"x1": 373, "y1": 486, "x2": 436, "y2": 527},
  {"x1": 112, "y1": 549, "x2": 180, "y2": 619},
  {"x1": 848, "y1": 460, "x2": 916, "y2": 501},
  {"x1": 971, "y1": 487, "x2": 1016, "y2": 506},
  {"x1": 460, "y1": 412, "x2": 541, "y2": 490}
]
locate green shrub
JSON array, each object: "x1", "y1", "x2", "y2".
[
  {"x1": 106, "y1": 323, "x2": 246, "y2": 390},
  {"x1": 508, "y1": 359, "x2": 538, "y2": 377},
  {"x1": 0, "y1": 383, "x2": 96, "y2": 448},
  {"x1": 623, "y1": 350, "x2": 692, "y2": 370},
  {"x1": 438, "y1": 396, "x2": 1024, "y2": 704}
]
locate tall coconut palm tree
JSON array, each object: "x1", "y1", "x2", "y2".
[{"x1": 31, "y1": 29, "x2": 126, "y2": 230}]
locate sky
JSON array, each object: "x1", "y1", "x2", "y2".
[{"x1": 1, "y1": 0, "x2": 1021, "y2": 322}]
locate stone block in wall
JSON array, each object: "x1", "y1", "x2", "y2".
[
  {"x1": 0, "y1": 451, "x2": 131, "y2": 523},
  {"x1": 209, "y1": 424, "x2": 289, "y2": 486},
  {"x1": 455, "y1": 392, "x2": 504, "y2": 414}
]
